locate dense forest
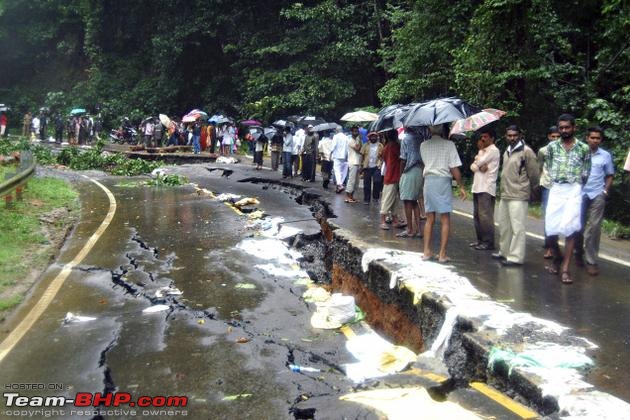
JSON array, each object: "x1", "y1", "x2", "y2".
[{"x1": 0, "y1": 0, "x2": 628, "y2": 158}]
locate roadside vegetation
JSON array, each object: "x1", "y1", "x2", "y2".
[
  {"x1": 0, "y1": 138, "x2": 162, "y2": 176},
  {"x1": 0, "y1": 174, "x2": 79, "y2": 318}
]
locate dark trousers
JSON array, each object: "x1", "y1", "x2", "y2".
[
  {"x1": 55, "y1": 129, "x2": 63, "y2": 143},
  {"x1": 292, "y1": 154, "x2": 300, "y2": 177},
  {"x1": 363, "y1": 167, "x2": 382, "y2": 202},
  {"x1": 271, "y1": 151, "x2": 280, "y2": 171},
  {"x1": 282, "y1": 152, "x2": 293, "y2": 177},
  {"x1": 575, "y1": 193, "x2": 606, "y2": 265},
  {"x1": 321, "y1": 160, "x2": 332, "y2": 188},
  {"x1": 473, "y1": 192, "x2": 496, "y2": 248},
  {"x1": 302, "y1": 154, "x2": 314, "y2": 181}
]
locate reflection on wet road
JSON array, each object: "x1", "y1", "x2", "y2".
[{"x1": 0, "y1": 178, "x2": 353, "y2": 419}]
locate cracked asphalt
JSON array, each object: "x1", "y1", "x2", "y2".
[{"x1": 0, "y1": 171, "x2": 367, "y2": 419}]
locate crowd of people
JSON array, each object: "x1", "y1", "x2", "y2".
[
  {"x1": 18, "y1": 110, "x2": 102, "y2": 145},
  {"x1": 259, "y1": 114, "x2": 629, "y2": 285}
]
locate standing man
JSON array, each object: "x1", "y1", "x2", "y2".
[
  {"x1": 143, "y1": 118, "x2": 156, "y2": 147},
  {"x1": 469, "y1": 127, "x2": 500, "y2": 251},
  {"x1": 54, "y1": 113, "x2": 64, "y2": 143},
  {"x1": 302, "y1": 125, "x2": 319, "y2": 182},
  {"x1": 331, "y1": 127, "x2": 349, "y2": 193},
  {"x1": 360, "y1": 132, "x2": 384, "y2": 204},
  {"x1": 270, "y1": 130, "x2": 284, "y2": 172},
  {"x1": 22, "y1": 112, "x2": 32, "y2": 138},
  {"x1": 345, "y1": 126, "x2": 363, "y2": 203},
  {"x1": 293, "y1": 125, "x2": 305, "y2": 177},
  {"x1": 574, "y1": 126, "x2": 614, "y2": 276},
  {"x1": 492, "y1": 125, "x2": 539, "y2": 266},
  {"x1": 544, "y1": 114, "x2": 591, "y2": 284},
  {"x1": 154, "y1": 118, "x2": 163, "y2": 147},
  {"x1": 420, "y1": 125, "x2": 467, "y2": 262},
  {"x1": 39, "y1": 111, "x2": 47, "y2": 141},
  {"x1": 379, "y1": 130, "x2": 406, "y2": 229},
  {"x1": 31, "y1": 114, "x2": 40, "y2": 141},
  {"x1": 282, "y1": 127, "x2": 294, "y2": 178},
  {"x1": 537, "y1": 126, "x2": 561, "y2": 259},
  {"x1": 318, "y1": 131, "x2": 334, "y2": 188},
  {"x1": 397, "y1": 127, "x2": 424, "y2": 237},
  {"x1": 0, "y1": 112, "x2": 7, "y2": 137}
]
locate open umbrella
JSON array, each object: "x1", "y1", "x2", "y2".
[
  {"x1": 264, "y1": 127, "x2": 278, "y2": 138},
  {"x1": 371, "y1": 104, "x2": 414, "y2": 132},
  {"x1": 449, "y1": 109, "x2": 506, "y2": 137},
  {"x1": 272, "y1": 119, "x2": 291, "y2": 128},
  {"x1": 313, "y1": 122, "x2": 341, "y2": 132},
  {"x1": 402, "y1": 97, "x2": 478, "y2": 128},
  {"x1": 298, "y1": 116, "x2": 327, "y2": 126},
  {"x1": 159, "y1": 114, "x2": 171, "y2": 127},
  {"x1": 183, "y1": 109, "x2": 208, "y2": 122},
  {"x1": 0, "y1": 104, "x2": 9, "y2": 112},
  {"x1": 240, "y1": 119, "x2": 262, "y2": 126},
  {"x1": 70, "y1": 108, "x2": 87, "y2": 116},
  {"x1": 340, "y1": 110, "x2": 379, "y2": 122}
]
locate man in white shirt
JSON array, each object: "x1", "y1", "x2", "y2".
[
  {"x1": 330, "y1": 127, "x2": 349, "y2": 193},
  {"x1": 293, "y1": 126, "x2": 305, "y2": 177},
  {"x1": 345, "y1": 126, "x2": 363, "y2": 203},
  {"x1": 470, "y1": 128, "x2": 500, "y2": 251},
  {"x1": 282, "y1": 128, "x2": 294, "y2": 178},
  {"x1": 318, "y1": 131, "x2": 334, "y2": 189}
]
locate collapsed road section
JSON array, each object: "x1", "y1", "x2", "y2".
[{"x1": 238, "y1": 176, "x2": 630, "y2": 419}]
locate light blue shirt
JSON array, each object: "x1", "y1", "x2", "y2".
[{"x1": 583, "y1": 147, "x2": 614, "y2": 199}]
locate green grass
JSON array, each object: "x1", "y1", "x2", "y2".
[{"x1": 0, "y1": 176, "x2": 79, "y2": 316}]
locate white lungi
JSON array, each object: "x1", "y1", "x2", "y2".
[
  {"x1": 545, "y1": 183, "x2": 582, "y2": 237},
  {"x1": 333, "y1": 159, "x2": 348, "y2": 187}
]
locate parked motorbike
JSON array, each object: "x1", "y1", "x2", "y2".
[{"x1": 109, "y1": 126, "x2": 138, "y2": 144}]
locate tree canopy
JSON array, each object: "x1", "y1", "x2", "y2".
[{"x1": 1, "y1": 0, "x2": 627, "y2": 147}]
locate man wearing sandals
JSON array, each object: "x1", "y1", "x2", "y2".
[
  {"x1": 420, "y1": 125, "x2": 467, "y2": 263},
  {"x1": 544, "y1": 114, "x2": 591, "y2": 284},
  {"x1": 492, "y1": 125, "x2": 539, "y2": 267},
  {"x1": 470, "y1": 127, "x2": 500, "y2": 251}
]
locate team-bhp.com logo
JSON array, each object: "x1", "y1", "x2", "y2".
[{"x1": 4, "y1": 392, "x2": 188, "y2": 417}]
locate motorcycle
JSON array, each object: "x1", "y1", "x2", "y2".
[{"x1": 109, "y1": 126, "x2": 138, "y2": 144}]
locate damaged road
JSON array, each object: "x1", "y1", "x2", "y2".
[{"x1": 3, "y1": 162, "x2": 627, "y2": 420}]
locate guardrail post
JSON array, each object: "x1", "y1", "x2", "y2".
[
  {"x1": 15, "y1": 186, "x2": 23, "y2": 201},
  {"x1": 4, "y1": 193, "x2": 13, "y2": 208}
]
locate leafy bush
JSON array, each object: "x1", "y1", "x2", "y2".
[{"x1": 145, "y1": 173, "x2": 188, "y2": 186}]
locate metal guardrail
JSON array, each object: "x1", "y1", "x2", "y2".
[{"x1": 0, "y1": 150, "x2": 36, "y2": 205}]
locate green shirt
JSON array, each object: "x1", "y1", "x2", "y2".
[{"x1": 544, "y1": 139, "x2": 590, "y2": 184}]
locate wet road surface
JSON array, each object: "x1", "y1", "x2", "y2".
[
  {"x1": 200, "y1": 160, "x2": 630, "y2": 402},
  {"x1": 0, "y1": 174, "x2": 359, "y2": 419},
  {"x1": 1, "y1": 159, "x2": 628, "y2": 418}
]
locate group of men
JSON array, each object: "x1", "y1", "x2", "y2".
[
  {"x1": 471, "y1": 114, "x2": 614, "y2": 284},
  {"x1": 266, "y1": 113, "x2": 620, "y2": 284},
  {"x1": 21, "y1": 111, "x2": 102, "y2": 144}
]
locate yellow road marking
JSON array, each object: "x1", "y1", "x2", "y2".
[
  {"x1": 225, "y1": 202, "x2": 243, "y2": 215},
  {"x1": 470, "y1": 382, "x2": 539, "y2": 419},
  {"x1": 402, "y1": 368, "x2": 448, "y2": 383},
  {"x1": 0, "y1": 175, "x2": 117, "y2": 363},
  {"x1": 340, "y1": 325, "x2": 356, "y2": 339}
]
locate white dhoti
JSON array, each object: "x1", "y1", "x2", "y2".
[
  {"x1": 545, "y1": 183, "x2": 582, "y2": 237},
  {"x1": 333, "y1": 159, "x2": 348, "y2": 187}
]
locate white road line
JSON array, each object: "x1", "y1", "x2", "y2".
[{"x1": 452, "y1": 209, "x2": 630, "y2": 268}]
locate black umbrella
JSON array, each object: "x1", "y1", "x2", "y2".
[
  {"x1": 371, "y1": 104, "x2": 415, "y2": 132},
  {"x1": 401, "y1": 97, "x2": 479, "y2": 128},
  {"x1": 297, "y1": 116, "x2": 327, "y2": 127}
]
